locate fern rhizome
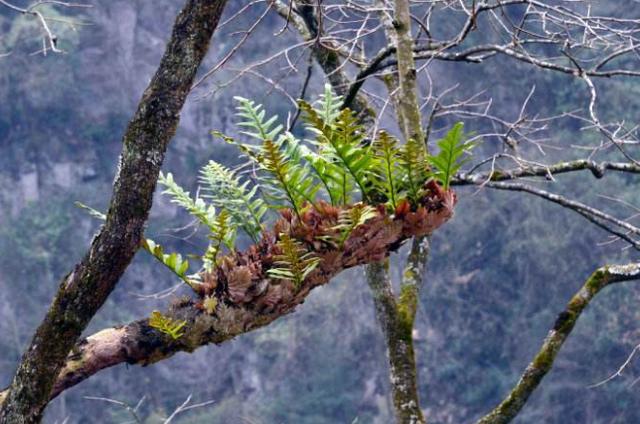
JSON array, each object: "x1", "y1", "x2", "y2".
[{"x1": 151, "y1": 85, "x2": 472, "y2": 329}]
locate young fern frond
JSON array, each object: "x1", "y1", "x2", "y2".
[
  {"x1": 398, "y1": 139, "x2": 430, "y2": 205},
  {"x1": 300, "y1": 101, "x2": 375, "y2": 204},
  {"x1": 234, "y1": 96, "x2": 283, "y2": 142},
  {"x1": 254, "y1": 138, "x2": 318, "y2": 218},
  {"x1": 149, "y1": 311, "x2": 187, "y2": 340},
  {"x1": 316, "y1": 82, "x2": 343, "y2": 123},
  {"x1": 159, "y1": 172, "x2": 217, "y2": 229},
  {"x1": 428, "y1": 122, "x2": 474, "y2": 190},
  {"x1": 299, "y1": 144, "x2": 352, "y2": 206},
  {"x1": 372, "y1": 131, "x2": 402, "y2": 209},
  {"x1": 203, "y1": 210, "x2": 236, "y2": 272},
  {"x1": 141, "y1": 238, "x2": 197, "y2": 288},
  {"x1": 267, "y1": 234, "x2": 321, "y2": 288},
  {"x1": 332, "y1": 203, "x2": 378, "y2": 247},
  {"x1": 200, "y1": 160, "x2": 267, "y2": 243}
]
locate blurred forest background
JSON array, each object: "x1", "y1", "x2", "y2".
[{"x1": 1, "y1": 1, "x2": 640, "y2": 423}]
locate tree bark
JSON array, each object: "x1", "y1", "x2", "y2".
[{"x1": 0, "y1": 1, "x2": 227, "y2": 422}]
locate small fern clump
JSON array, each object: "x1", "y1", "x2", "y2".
[
  {"x1": 148, "y1": 311, "x2": 187, "y2": 340},
  {"x1": 146, "y1": 86, "x2": 472, "y2": 299},
  {"x1": 333, "y1": 203, "x2": 378, "y2": 247},
  {"x1": 267, "y1": 234, "x2": 321, "y2": 288}
]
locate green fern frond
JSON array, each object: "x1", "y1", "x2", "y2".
[
  {"x1": 159, "y1": 172, "x2": 216, "y2": 228},
  {"x1": 203, "y1": 210, "x2": 236, "y2": 271},
  {"x1": 316, "y1": 83, "x2": 343, "y2": 123},
  {"x1": 332, "y1": 203, "x2": 378, "y2": 247},
  {"x1": 233, "y1": 96, "x2": 283, "y2": 142},
  {"x1": 371, "y1": 131, "x2": 402, "y2": 209},
  {"x1": 300, "y1": 101, "x2": 375, "y2": 204},
  {"x1": 200, "y1": 160, "x2": 267, "y2": 243},
  {"x1": 398, "y1": 138, "x2": 430, "y2": 205},
  {"x1": 141, "y1": 238, "x2": 198, "y2": 288},
  {"x1": 148, "y1": 310, "x2": 187, "y2": 340},
  {"x1": 267, "y1": 234, "x2": 321, "y2": 288},
  {"x1": 256, "y1": 137, "x2": 319, "y2": 218},
  {"x1": 298, "y1": 143, "x2": 352, "y2": 206},
  {"x1": 428, "y1": 123, "x2": 474, "y2": 190}
]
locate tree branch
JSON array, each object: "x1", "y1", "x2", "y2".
[
  {"x1": 476, "y1": 263, "x2": 640, "y2": 424},
  {"x1": 1, "y1": 186, "x2": 457, "y2": 402},
  {"x1": 453, "y1": 159, "x2": 640, "y2": 185}
]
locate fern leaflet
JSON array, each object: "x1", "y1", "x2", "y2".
[
  {"x1": 332, "y1": 203, "x2": 378, "y2": 247},
  {"x1": 267, "y1": 234, "x2": 321, "y2": 288},
  {"x1": 149, "y1": 311, "x2": 187, "y2": 340},
  {"x1": 200, "y1": 160, "x2": 267, "y2": 243},
  {"x1": 427, "y1": 123, "x2": 474, "y2": 190}
]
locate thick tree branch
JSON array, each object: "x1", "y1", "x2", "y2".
[
  {"x1": 476, "y1": 263, "x2": 640, "y2": 424},
  {"x1": 1, "y1": 187, "x2": 457, "y2": 402},
  {"x1": 0, "y1": 1, "x2": 228, "y2": 422}
]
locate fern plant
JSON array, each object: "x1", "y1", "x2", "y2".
[
  {"x1": 398, "y1": 138, "x2": 430, "y2": 205},
  {"x1": 333, "y1": 203, "x2": 378, "y2": 247},
  {"x1": 428, "y1": 123, "x2": 474, "y2": 190},
  {"x1": 203, "y1": 210, "x2": 236, "y2": 271},
  {"x1": 149, "y1": 88, "x2": 473, "y2": 299},
  {"x1": 148, "y1": 311, "x2": 187, "y2": 340},
  {"x1": 159, "y1": 172, "x2": 217, "y2": 229},
  {"x1": 200, "y1": 160, "x2": 267, "y2": 243},
  {"x1": 299, "y1": 101, "x2": 376, "y2": 204},
  {"x1": 371, "y1": 131, "x2": 401, "y2": 209},
  {"x1": 267, "y1": 234, "x2": 321, "y2": 288}
]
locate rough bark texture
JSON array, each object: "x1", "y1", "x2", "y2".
[
  {"x1": 476, "y1": 263, "x2": 640, "y2": 424},
  {"x1": 0, "y1": 187, "x2": 457, "y2": 401},
  {"x1": 0, "y1": 1, "x2": 227, "y2": 422},
  {"x1": 390, "y1": 0, "x2": 424, "y2": 143},
  {"x1": 366, "y1": 259, "x2": 427, "y2": 424}
]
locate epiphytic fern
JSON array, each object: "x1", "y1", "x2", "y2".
[
  {"x1": 148, "y1": 311, "x2": 187, "y2": 340},
  {"x1": 371, "y1": 131, "x2": 402, "y2": 209},
  {"x1": 200, "y1": 160, "x2": 267, "y2": 243},
  {"x1": 332, "y1": 203, "x2": 378, "y2": 247},
  {"x1": 398, "y1": 138, "x2": 430, "y2": 205},
  {"x1": 267, "y1": 234, "x2": 321, "y2": 288},
  {"x1": 427, "y1": 123, "x2": 474, "y2": 190},
  {"x1": 159, "y1": 172, "x2": 217, "y2": 229},
  {"x1": 203, "y1": 210, "x2": 236, "y2": 272},
  {"x1": 299, "y1": 101, "x2": 376, "y2": 204}
]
